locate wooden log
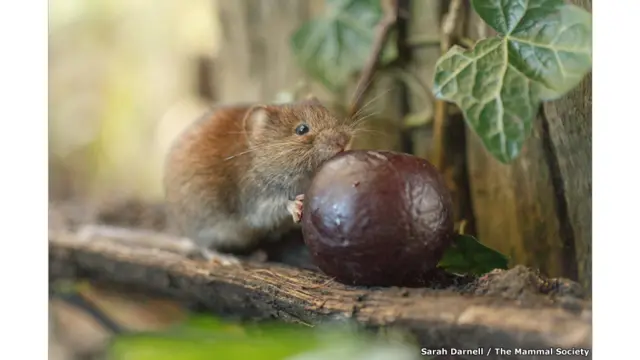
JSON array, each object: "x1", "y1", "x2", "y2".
[
  {"x1": 464, "y1": 1, "x2": 592, "y2": 287},
  {"x1": 540, "y1": 0, "x2": 592, "y2": 293},
  {"x1": 49, "y1": 228, "x2": 592, "y2": 360},
  {"x1": 466, "y1": 118, "x2": 569, "y2": 278}
]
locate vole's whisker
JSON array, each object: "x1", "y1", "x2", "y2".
[
  {"x1": 349, "y1": 77, "x2": 377, "y2": 113},
  {"x1": 350, "y1": 87, "x2": 394, "y2": 122},
  {"x1": 224, "y1": 148, "x2": 261, "y2": 160},
  {"x1": 350, "y1": 112, "x2": 380, "y2": 129},
  {"x1": 352, "y1": 128, "x2": 389, "y2": 137},
  {"x1": 224, "y1": 142, "x2": 292, "y2": 161},
  {"x1": 236, "y1": 141, "x2": 305, "y2": 165}
]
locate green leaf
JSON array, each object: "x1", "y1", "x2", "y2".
[
  {"x1": 108, "y1": 334, "x2": 317, "y2": 360},
  {"x1": 433, "y1": 1, "x2": 592, "y2": 163},
  {"x1": 108, "y1": 317, "x2": 421, "y2": 360},
  {"x1": 291, "y1": 0, "x2": 397, "y2": 93},
  {"x1": 438, "y1": 234, "x2": 509, "y2": 275},
  {"x1": 472, "y1": 0, "x2": 565, "y2": 35}
]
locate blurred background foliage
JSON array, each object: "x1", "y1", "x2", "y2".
[{"x1": 49, "y1": 0, "x2": 219, "y2": 201}]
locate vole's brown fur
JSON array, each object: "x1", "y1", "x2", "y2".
[{"x1": 164, "y1": 97, "x2": 353, "y2": 256}]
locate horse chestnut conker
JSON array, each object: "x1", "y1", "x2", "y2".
[{"x1": 301, "y1": 150, "x2": 454, "y2": 286}]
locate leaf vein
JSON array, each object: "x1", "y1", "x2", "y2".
[
  {"x1": 507, "y1": 0, "x2": 530, "y2": 35},
  {"x1": 496, "y1": 40, "x2": 509, "y2": 157},
  {"x1": 506, "y1": 36, "x2": 590, "y2": 53},
  {"x1": 435, "y1": 41, "x2": 503, "y2": 95}
]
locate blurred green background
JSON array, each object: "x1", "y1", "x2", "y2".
[{"x1": 49, "y1": 0, "x2": 219, "y2": 202}]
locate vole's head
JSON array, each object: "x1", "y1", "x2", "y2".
[{"x1": 243, "y1": 96, "x2": 353, "y2": 179}]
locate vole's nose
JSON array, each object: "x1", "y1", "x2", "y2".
[
  {"x1": 319, "y1": 129, "x2": 351, "y2": 155},
  {"x1": 324, "y1": 145, "x2": 344, "y2": 155},
  {"x1": 333, "y1": 138, "x2": 348, "y2": 153}
]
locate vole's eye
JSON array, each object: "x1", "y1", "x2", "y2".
[{"x1": 295, "y1": 123, "x2": 310, "y2": 136}]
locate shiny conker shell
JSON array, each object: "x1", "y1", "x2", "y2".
[{"x1": 301, "y1": 150, "x2": 454, "y2": 286}]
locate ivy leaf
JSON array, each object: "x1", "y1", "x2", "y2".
[
  {"x1": 433, "y1": 1, "x2": 592, "y2": 163},
  {"x1": 291, "y1": 0, "x2": 397, "y2": 93},
  {"x1": 438, "y1": 234, "x2": 509, "y2": 275}
]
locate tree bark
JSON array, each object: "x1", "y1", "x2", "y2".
[{"x1": 50, "y1": 229, "x2": 592, "y2": 360}]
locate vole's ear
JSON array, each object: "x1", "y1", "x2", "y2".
[
  {"x1": 242, "y1": 105, "x2": 270, "y2": 140},
  {"x1": 302, "y1": 94, "x2": 322, "y2": 106}
]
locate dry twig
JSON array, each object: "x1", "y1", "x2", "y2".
[{"x1": 349, "y1": 0, "x2": 399, "y2": 118}]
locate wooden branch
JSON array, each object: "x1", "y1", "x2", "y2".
[
  {"x1": 49, "y1": 228, "x2": 592, "y2": 359},
  {"x1": 348, "y1": 0, "x2": 399, "y2": 118}
]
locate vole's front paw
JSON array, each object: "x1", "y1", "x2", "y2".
[{"x1": 287, "y1": 194, "x2": 305, "y2": 223}]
